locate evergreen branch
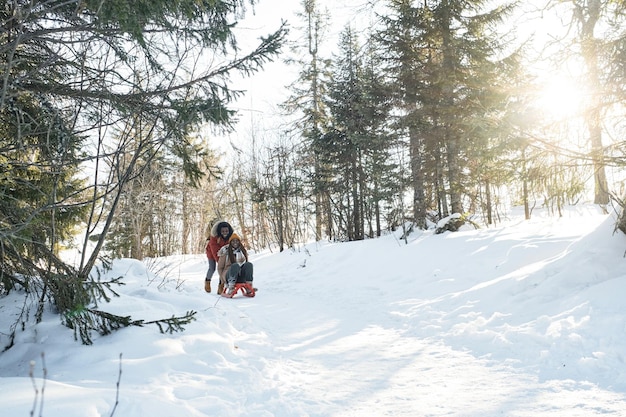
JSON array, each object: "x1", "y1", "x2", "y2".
[
  {"x1": 63, "y1": 307, "x2": 197, "y2": 344},
  {"x1": 144, "y1": 311, "x2": 197, "y2": 334}
]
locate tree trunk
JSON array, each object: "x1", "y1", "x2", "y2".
[
  {"x1": 485, "y1": 179, "x2": 493, "y2": 225},
  {"x1": 578, "y1": 0, "x2": 609, "y2": 205},
  {"x1": 409, "y1": 125, "x2": 427, "y2": 228}
]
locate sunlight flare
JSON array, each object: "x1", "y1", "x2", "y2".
[{"x1": 535, "y1": 75, "x2": 585, "y2": 121}]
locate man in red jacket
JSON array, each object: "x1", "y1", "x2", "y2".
[{"x1": 204, "y1": 220, "x2": 233, "y2": 293}]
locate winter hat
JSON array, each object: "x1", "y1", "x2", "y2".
[{"x1": 229, "y1": 233, "x2": 241, "y2": 243}]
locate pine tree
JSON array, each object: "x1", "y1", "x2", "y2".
[
  {"x1": 0, "y1": 93, "x2": 88, "y2": 291},
  {"x1": 377, "y1": 0, "x2": 517, "y2": 227},
  {"x1": 376, "y1": 0, "x2": 431, "y2": 228},
  {"x1": 325, "y1": 26, "x2": 397, "y2": 240},
  {"x1": 283, "y1": 0, "x2": 333, "y2": 240}
]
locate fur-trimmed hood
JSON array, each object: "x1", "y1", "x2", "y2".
[{"x1": 211, "y1": 220, "x2": 233, "y2": 238}]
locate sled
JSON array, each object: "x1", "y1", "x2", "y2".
[{"x1": 221, "y1": 282, "x2": 256, "y2": 298}]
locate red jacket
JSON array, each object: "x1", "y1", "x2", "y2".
[{"x1": 206, "y1": 221, "x2": 233, "y2": 260}]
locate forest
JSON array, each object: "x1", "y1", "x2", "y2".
[{"x1": 1, "y1": 0, "x2": 626, "y2": 344}]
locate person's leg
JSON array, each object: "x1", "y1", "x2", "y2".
[
  {"x1": 241, "y1": 262, "x2": 253, "y2": 283},
  {"x1": 240, "y1": 263, "x2": 254, "y2": 295},
  {"x1": 206, "y1": 259, "x2": 216, "y2": 280},
  {"x1": 218, "y1": 274, "x2": 225, "y2": 294},
  {"x1": 227, "y1": 264, "x2": 242, "y2": 291},
  {"x1": 205, "y1": 259, "x2": 216, "y2": 292}
]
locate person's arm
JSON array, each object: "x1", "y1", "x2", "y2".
[
  {"x1": 217, "y1": 252, "x2": 227, "y2": 281},
  {"x1": 208, "y1": 237, "x2": 221, "y2": 260},
  {"x1": 205, "y1": 239, "x2": 211, "y2": 259}
]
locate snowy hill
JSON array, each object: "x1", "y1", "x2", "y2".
[{"x1": 1, "y1": 205, "x2": 626, "y2": 416}]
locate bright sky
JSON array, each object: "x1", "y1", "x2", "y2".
[
  {"x1": 221, "y1": 0, "x2": 591, "y2": 149},
  {"x1": 221, "y1": 0, "x2": 377, "y2": 146}
]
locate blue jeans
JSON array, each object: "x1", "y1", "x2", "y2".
[{"x1": 205, "y1": 258, "x2": 216, "y2": 281}]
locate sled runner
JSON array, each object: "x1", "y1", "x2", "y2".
[{"x1": 221, "y1": 282, "x2": 256, "y2": 298}]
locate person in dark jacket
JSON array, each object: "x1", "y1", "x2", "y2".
[{"x1": 204, "y1": 220, "x2": 233, "y2": 293}]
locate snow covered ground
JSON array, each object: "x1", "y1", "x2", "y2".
[{"x1": 1, "y1": 204, "x2": 626, "y2": 416}]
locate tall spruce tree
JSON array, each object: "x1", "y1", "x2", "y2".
[
  {"x1": 283, "y1": 0, "x2": 333, "y2": 240},
  {"x1": 0, "y1": 93, "x2": 87, "y2": 288},
  {"x1": 358, "y1": 35, "x2": 398, "y2": 238},
  {"x1": 376, "y1": 0, "x2": 430, "y2": 228},
  {"x1": 377, "y1": 0, "x2": 517, "y2": 227},
  {"x1": 325, "y1": 26, "x2": 396, "y2": 240},
  {"x1": 325, "y1": 27, "x2": 365, "y2": 240}
]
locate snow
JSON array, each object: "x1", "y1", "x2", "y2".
[{"x1": 1, "y1": 204, "x2": 626, "y2": 416}]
